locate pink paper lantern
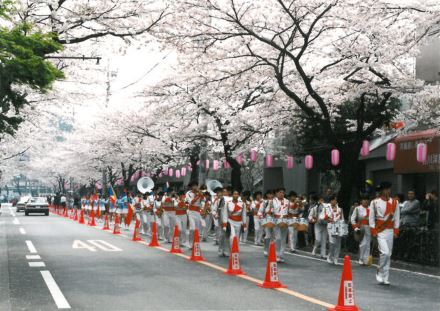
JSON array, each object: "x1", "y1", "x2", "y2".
[
  {"x1": 236, "y1": 153, "x2": 243, "y2": 165},
  {"x1": 331, "y1": 149, "x2": 340, "y2": 166},
  {"x1": 305, "y1": 155, "x2": 313, "y2": 170},
  {"x1": 265, "y1": 154, "x2": 273, "y2": 167},
  {"x1": 224, "y1": 161, "x2": 230, "y2": 169},
  {"x1": 115, "y1": 178, "x2": 124, "y2": 185},
  {"x1": 213, "y1": 160, "x2": 219, "y2": 171},
  {"x1": 416, "y1": 143, "x2": 428, "y2": 163},
  {"x1": 386, "y1": 143, "x2": 396, "y2": 161},
  {"x1": 287, "y1": 156, "x2": 294, "y2": 169},
  {"x1": 168, "y1": 168, "x2": 174, "y2": 177},
  {"x1": 196, "y1": 160, "x2": 200, "y2": 166},
  {"x1": 250, "y1": 150, "x2": 257, "y2": 162},
  {"x1": 360, "y1": 140, "x2": 370, "y2": 157},
  {"x1": 95, "y1": 182, "x2": 102, "y2": 190},
  {"x1": 205, "y1": 159, "x2": 210, "y2": 170},
  {"x1": 159, "y1": 172, "x2": 163, "y2": 178},
  {"x1": 181, "y1": 167, "x2": 187, "y2": 177},
  {"x1": 188, "y1": 165, "x2": 193, "y2": 172},
  {"x1": 163, "y1": 168, "x2": 168, "y2": 176},
  {"x1": 176, "y1": 170, "x2": 181, "y2": 178}
]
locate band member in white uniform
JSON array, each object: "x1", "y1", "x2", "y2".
[
  {"x1": 185, "y1": 181, "x2": 205, "y2": 247},
  {"x1": 251, "y1": 191, "x2": 264, "y2": 246},
  {"x1": 175, "y1": 191, "x2": 189, "y2": 247},
  {"x1": 201, "y1": 191, "x2": 212, "y2": 242},
  {"x1": 133, "y1": 193, "x2": 144, "y2": 233},
  {"x1": 154, "y1": 192, "x2": 164, "y2": 240},
  {"x1": 212, "y1": 187, "x2": 228, "y2": 256},
  {"x1": 258, "y1": 190, "x2": 275, "y2": 257},
  {"x1": 144, "y1": 192, "x2": 155, "y2": 236},
  {"x1": 351, "y1": 195, "x2": 371, "y2": 265},
  {"x1": 287, "y1": 191, "x2": 303, "y2": 253},
  {"x1": 240, "y1": 191, "x2": 252, "y2": 243},
  {"x1": 273, "y1": 188, "x2": 289, "y2": 262},
  {"x1": 222, "y1": 190, "x2": 247, "y2": 245},
  {"x1": 369, "y1": 182, "x2": 400, "y2": 285},
  {"x1": 326, "y1": 195, "x2": 344, "y2": 265},
  {"x1": 162, "y1": 191, "x2": 177, "y2": 243},
  {"x1": 309, "y1": 195, "x2": 329, "y2": 259}
]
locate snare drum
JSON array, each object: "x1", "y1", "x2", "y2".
[
  {"x1": 288, "y1": 217, "x2": 299, "y2": 228},
  {"x1": 262, "y1": 216, "x2": 276, "y2": 228},
  {"x1": 276, "y1": 218, "x2": 288, "y2": 228},
  {"x1": 297, "y1": 218, "x2": 309, "y2": 232}
]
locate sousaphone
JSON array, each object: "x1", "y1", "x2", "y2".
[
  {"x1": 206, "y1": 179, "x2": 223, "y2": 196},
  {"x1": 137, "y1": 177, "x2": 154, "y2": 194}
]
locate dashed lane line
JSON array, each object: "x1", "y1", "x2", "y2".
[
  {"x1": 40, "y1": 270, "x2": 71, "y2": 309},
  {"x1": 28, "y1": 262, "x2": 46, "y2": 267},
  {"x1": 19, "y1": 228, "x2": 26, "y2": 235},
  {"x1": 26, "y1": 255, "x2": 41, "y2": 260},
  {"x1": 25, "y1": 240, "x2": 37, "y2": 253},
  {"x1": 12, "y1": 218, "x2": 20, "y2": 225}
]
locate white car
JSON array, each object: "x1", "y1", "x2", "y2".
[
  {"x1": 16, "y1": 196, "x2": 31, "y2": 212},
  {"x1": 25, "y1": 197, "x2": 49, "y2": 216}
]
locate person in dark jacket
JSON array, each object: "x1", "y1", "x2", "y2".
[{"x1": 422, "y1": 190, "x2": 438, "y2": 230}]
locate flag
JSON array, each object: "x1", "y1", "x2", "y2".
[
  {"x1": 163, "y1": 182, "x2": 170, "y2": 193},
  {"x1": 108, "y1": 185, "x2": 117, "y2": 205}
]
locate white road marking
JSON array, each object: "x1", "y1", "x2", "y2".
[
  {"x1": 19, "y1": 228, "x2": 26, "y2": 235},
  {"x1": 72, "y1": 240, "x2": 96, "y2": 252},
  {"x1": 13, "y1": 218, "x2": 20, "y2": 225},
  {"x1": 40, "y1": 270, "x2": 71, "y2": 309},
  {"x1": 25, "y1": 240, "x2": 37, "y2": 253},
  {"x1": 29, "y1": 262, "x2": 46, "y2": 267},
  {"x1": 88, "y1": 240, "x2": 122, "y2": 252},
  {"x1": 26, "y1": 255, "x2": 41, "y2": 260}
]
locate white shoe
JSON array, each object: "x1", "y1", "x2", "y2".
[
  {"x1": 383, "y1": 280, "x2": 390, "y2": 285},
  {"x1": 264, "y1": 251, "x2": 268, "y2": 257},
  {"x1": 358, "y1": 260, "x2": 364, "y2": 266},
  {"x1": 327, "y1": 257, "x2": 333, "y2": 264},
  {"x1": 333, "y1": 259, "x2": 338, "y2": 265},
  {"x1": 376, "y1": 270, "x2": 384, "y2": 284}
]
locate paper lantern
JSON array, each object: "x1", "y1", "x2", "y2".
[
  {"x1": 205, "y1": 159, "x2": 210, "y2": 170},
  {"x1": 188, "y1": 165, "x2": 193, "y2": 172},
  {"x1": 159, "y1": 172, "x2": 163, "y2": 178},
  {"x1": 416, "y1": 143, "x2": 428, "y2": 163},
  {"x1": 236, "y1": 153, "x2": 243, "y2": 165},
  {"x1": 115, "y1": 178, "x2": 124, "y2": 185},
  {"x1": 163, "y1": 168, "x2": 168, "y2": 176},
  {"x1": 213, "y1": 160, "x2": 219, "y2": 171},
  {"x1": 265, "y1": 154, "x2": 273, "y2": 167},
  {"x1": 168, "y1": 168, "x2": 174, "y2": 177},
  {"x1": 360, "y1": 140, "x2": 370, "y2": 157},
  {"x1": 331, "y1": 149, "x2": 340, "y2": 166},
  {"x1": 250, "y1": 150, "x2": 257, "y2": 162},
  {"x1": 181, "y1": 167, "x2": 187, "y2": 177},
  {"x1": 176, "y1": 170, "x2": 181, "y2": 178},
  {"x1": 196, "y1": 160, "x2": 200, "y2": 166},
  {"x1": 305, "y1": 155, "x2": 313, "y2": 170},
  {"x1": 386, "y1": 143, "x2": 396, "y2": 161},
  {"x1": 287, "y1": 156, "x2": 294, "y2": 169},
  {"x1": 224, "y1": 161, "x2": 230, "y2": 169},
  {"x1": 95, "y1": 182, "x2": 102, "y2": 190}
]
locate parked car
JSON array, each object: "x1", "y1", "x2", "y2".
[
  {"x1": 16, "y1": 196, "x2": 31, "y2": 212},
  {"x1": 25, "y1": 197, "x2": 49, "y2": 216}
]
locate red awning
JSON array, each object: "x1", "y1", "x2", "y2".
[{"x1": 394, "y1": 129, "x2": 438, "y2": 142}]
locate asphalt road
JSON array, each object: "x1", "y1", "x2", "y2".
[{"x1": 1, "y1": 205, "x2": 439, "y2": 311}]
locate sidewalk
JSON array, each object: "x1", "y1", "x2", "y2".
[{"x1": 0, "y1": 207, "x2": 12, "y2": 311}]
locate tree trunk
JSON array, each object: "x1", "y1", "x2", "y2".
[
  {"x1": 337, "y1": 142, "x2": 363, "y2": 219},
  {"x1": 227, "y1": 157, "x2": 243, "y2": 192},
  {"x1": 189, "y1": 155, "x2": 199, "y2": 184}
]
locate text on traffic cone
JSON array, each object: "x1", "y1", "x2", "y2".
[
  {"x1": 170, "y1": 225, "x2": 183, "y2": 254},
  {"x1": 89, "y1": 209, "x2": 96, "y2": 227},
  {"x1": 258, "y1": 241, "x2": 287, "y2": 289},
  {"x1": 132, "y1": 218, "x2": 142, "y2": 241},
  {"x1": 328, "y1": 255, "x2": 359, "y2": 311},
  {"x1": 148, "y1": 222, "x2": 160, "y2": 247},
  {"x1": 225, "y1": 236, "x2": 245, "y2": 275},
  {"x1": 190, "y1": 229, "x2": 205, "y2": 261},
  {"x1": 102, "y1": 213, "x2": 110, "y2": 230},
  {"x1": 79, "y1": 209, "x2": 85, "y2": 224}
]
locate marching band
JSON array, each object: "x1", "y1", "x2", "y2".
[{"x1": 76, "y1": 180, "x2": 401, "y2": 285}]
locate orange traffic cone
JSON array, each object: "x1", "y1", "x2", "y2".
[
  {"x1": 73, "y1": 209, "x2": 78, "y2": 221},
  {"x1": 113, "y1": 214, "x2": 121, "y2": 234},
  {"x1": 225, "y1": 236, "x2": 245, "y2": 275},
  {"x1": 89, "y1": 209, "x2": 96, "y2": 227},
  {"x1": 258, "y1": 241, "x2": 287, "y2": 289},
  {"x1": 102, "y1": 213, "x2": 110, "y2": 230},
  {"x1": 328, "y1": 256, "x2": 360, "y2": 311},
  {"x1": 148, "y1": 222, "x2": 160, "y2": 247},
  {"x1": 78, "y1": 209, "x2": 85, "y2": 224},
  {"x1": 170, "y1": 225, "x2": 183, "y2": 254},
  {"x1": 63, "y1": 208, "x2": 68, "y2": 217},
  {"x1": 132, "y1": 218, "x2": 142, "y2": 241},
  {"x1": 190, "y1": 229, "x2": 205, "y2": 261}
]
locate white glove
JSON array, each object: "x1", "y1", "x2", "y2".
[{"x1": 355, "y1": 227, "x2": 360, "y2": 232}]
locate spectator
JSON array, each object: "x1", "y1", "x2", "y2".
[
  {"x1": 401, "y1": 190, "x2": 420, "y2": 227},
  {"x1": 422, "y1": 190, "x2": 439, "y2": 230},
  {"x1": 60, "y1": 194, "x2": 67, "y2": 208}
]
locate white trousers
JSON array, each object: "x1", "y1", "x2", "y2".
[
  {"x1": 228, "y1": 220, "x2": 242, "y2": 245},
  {"x1": 377, "y1": 229, "x2": 394, "y2": 283},
  {"x1": 359, "y1": 225, "x2": 371, "y2": 263},
  {"x1": 328, "y1": 232, "x2": 341, "y2": 262},
  {"x1": 202, "y1": 214, "x2": 212, "y2": 240},
  {"x1": 188, "y1": 211, "x2": 203, "y2": 232},
  {"x1": 288, "y1": 226, "x2": 298, "y2": 250},
  {"x1": 275, "y1": 226, "x2": 288, "y2": 257},
  {"x1": 240, "y1": 216, "x2": 250, "y2": 242},
  {"x1": 313, "y1": 223, "x2": 328, "y2": 257},
  {"x1": 253, "y1": 216, "x2": 264, "y2": 245},
  {"x1": 163, "y1": 212, "x2": 177, "y2": 242},
  {"x1": 175, "y1": 214, "x2": 188, "y2": 244},
  {"x1": 140, "y1": 211, "x2": 150, "y2": 234}
]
